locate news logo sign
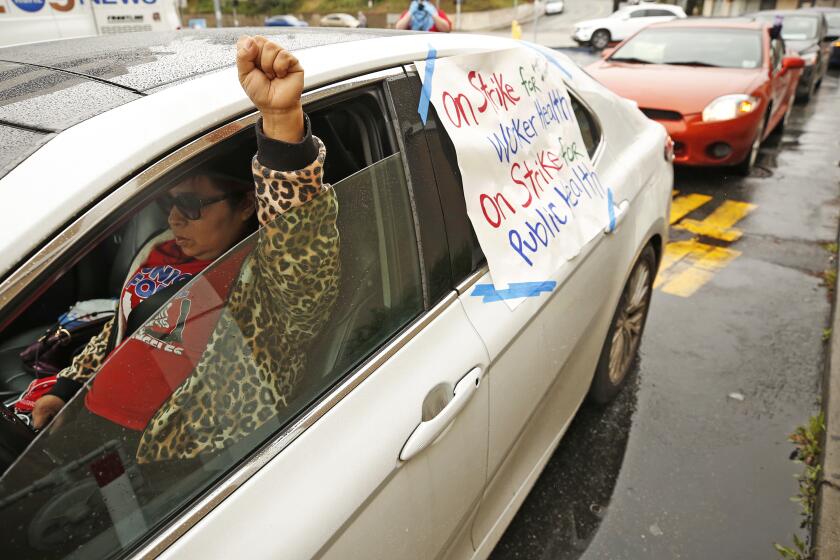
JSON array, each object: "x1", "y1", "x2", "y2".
[{"x1": 11, "y1": 0, "x2": 45, "y2": 12}]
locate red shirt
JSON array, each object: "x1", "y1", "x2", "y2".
[
  {"x1": 85, "y1": 240, "x2": 251, "y2": 430},
  {"x1": 119, "y1": 240, "x2": 211, "y2": 324}
]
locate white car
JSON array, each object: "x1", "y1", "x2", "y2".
[
  {"x1": 0, "y1": 29, "x2": 671, "y2": 559},
  {"x1": 545, "y1": 0, "x2": 565, "y2": 15},
  {"x1": 318, "y1": 12, "x2": 361, "y2": 28},
  {"x1": 573, "y1": 2, "x2": 686, "y2": 49}
]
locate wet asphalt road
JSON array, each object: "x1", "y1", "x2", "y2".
[{"x1": 491, "y1": 53, "x2": 840, "y2": 560}]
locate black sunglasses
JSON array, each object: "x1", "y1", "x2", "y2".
[{"x1": 157, "y1": 192, "x2": 238, "y2": 221}]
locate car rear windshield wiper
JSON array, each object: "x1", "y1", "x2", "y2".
[
  {"x1": 608, "y1": 56, "x2": 655, "y2": 64},
  {"x1": 664, "y1": 60, "x2": 722, "y2": 67}
]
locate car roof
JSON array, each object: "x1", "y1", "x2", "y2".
[
  {"x1": 647, "y1": 17, "x2": 764, "y2": 30},
  {"x1": 751, "y1": 9, "x2": 824, "y2": 19},
  {"x1": 2, "y1": 31, "x2": 558, "y2": 280},
  {"x1": 0, "y1": 28, "x2": 398, "y2": 180},
  {"x1": 621, "y1": 3, "x2": 681, "y2": 10}
]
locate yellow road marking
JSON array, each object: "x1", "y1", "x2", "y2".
[
  {"x1": 657, "y1": 194, "x2": 754, "y2": 297},
  {"x1": 654, "y1": 239, "x2": 710, "y2": 289},
  {"x1": 674, "y1": 200, "x2": 756, "y2": 242},
  {"x1": 670, "y1": 193, "x2": 712, "y2": 225},
  {"x1": 660, "y1": 245, "x2": 741, "y2": 297},
  {"x1": 655, "y1": 239, "x2": 741, "y2": 297}
]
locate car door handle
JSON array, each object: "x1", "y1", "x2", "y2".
[
  {"x1": 399, "y1": 368, "x2": 482, "y2": 462},
  {"x1": 605, "y1": 199, "x2": 630, "y2": 234}
]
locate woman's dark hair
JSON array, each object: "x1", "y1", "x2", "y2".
[{"x1": 189, "y1": 138, "x2": 261, "y2": 232}]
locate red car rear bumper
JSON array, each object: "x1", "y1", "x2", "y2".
[{"x1": 656, "y1": 110, "x2": 764, "y2": 167}]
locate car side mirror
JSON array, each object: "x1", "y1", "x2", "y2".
[
  {"x1": 782, "y1": 56, "x2": 805, "y2": 71},
  {"x1": 601, "y1": 47, "x2": 616, "y2": 59}
]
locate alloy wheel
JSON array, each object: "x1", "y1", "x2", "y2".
[
  {"x1": 736, "y1": 118, "x2": 764, "y2": 176},
  {"x1": 608, "y1": 259, "x2": 651, "y2": 384},
  {"x1": 746, "y1": 122, "x2": 762, "y2": 170},
  {"x1": 591, "y1": 30, "x2": 609, "y2": 50},
  {"x1": 782, "y1": 95, "x2": 794, "y2": 129}
]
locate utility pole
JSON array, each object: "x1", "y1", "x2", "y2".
[
  {"x1": 213, "y1": 0, "x2": 222, "y2": 27},
  {"x1": 532, "y1": 0, "x2": 541, "y2": 42}
]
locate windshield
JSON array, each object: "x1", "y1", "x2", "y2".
[
  {"x1": 609, "y1": 27, "x2": 763, "y2": 69},
  {"x1": 755, "y1": 14, "x2": 819, "y2": 40}
]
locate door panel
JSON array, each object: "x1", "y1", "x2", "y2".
[
  {"x1": 161, "y1": 297, "x2": 489, "y2": 560},
  {"x1": 318, "y1": 299, "x2": 489, "y2": 560},
  {"x1": 459, "y1": 86, "x2": 661, "y2": 548},
  {"x1": 465, "y1": 177, "x2": 655, "y2": 550}
]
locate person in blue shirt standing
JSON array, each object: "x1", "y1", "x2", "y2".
[{"x1": 395, "y1": 0, "x2": 452, "y2": 32}]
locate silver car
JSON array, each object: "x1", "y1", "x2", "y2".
[{"x1": 0, "y1": 28, "x2": 671, "y2": 559}]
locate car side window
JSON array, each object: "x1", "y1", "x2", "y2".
[
  {"x1": 629, "y1": 9, "x2": 647, "y2": 18},
  {"x1": 648, "y1": 9, "x2": 676, "y2": 17},
  {"x1": 424, "y1": 104, "x2": 486, "y2": 281},
  {"x1": 384, "y1": 73, "x2": 485, "y2": 287},
  {"x1": 0, "y1": 91, "x2": 423, "y2": 559},
  {"x1": 570, "y1": 94, "x2": 602, "y2": 159},
  {"x1": 393, "y1": 70, "x2": 602, "y2": 287}
]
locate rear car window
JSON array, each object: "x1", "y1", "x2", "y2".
[{"x1": 755, "y1": 14, "x2": 819, "y2": 40}]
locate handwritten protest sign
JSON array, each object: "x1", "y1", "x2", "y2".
[{"x1": 416, "y1": 47, "x2": 613, "y2": 307}]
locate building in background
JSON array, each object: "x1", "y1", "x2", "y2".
[{"x1": 697, "y1": 0, "x2": 840, "y2": 17}]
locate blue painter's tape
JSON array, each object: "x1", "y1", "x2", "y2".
[
  {"x1": 607, "y1": 188, "x2": 616, "y2": 232},
  {"x1": 521, "y1": 42, "x2": 573, "y2": 80},
  {"x1": 418, "y1": 46, "x2": 437, "y2": 125},
  {"x1": 472, "y1": 281, "x2": 557, "y2": 303}
]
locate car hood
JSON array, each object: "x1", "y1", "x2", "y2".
[
  {"x1": 585, "y1": 62, "x2": 765, "y2": 114},
  {"x1": 574, "y1": 17, "x2": 613, "y2": 29}
]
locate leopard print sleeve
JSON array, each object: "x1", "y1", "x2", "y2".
[
  {"x1": 251, "y1": 135, "x2": 327, "y2": 222},
  {"x1": 56, "y1": 317, "x2": 115, "y2": 384},
  {"x1": 248, "y1": 136, "x2": 340, "y2": 339}
]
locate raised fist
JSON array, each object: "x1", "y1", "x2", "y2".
[{"x1": 236, "y1": 35, "x2": 304, "y2": 142}]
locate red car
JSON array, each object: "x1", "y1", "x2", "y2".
[{"x1": 586, "y1": 19, "x2": 804, "y2": 174}]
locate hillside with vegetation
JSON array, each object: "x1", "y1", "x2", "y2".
[{"x1": 186, "y1": 0, "x2": 518, "y2": 17}]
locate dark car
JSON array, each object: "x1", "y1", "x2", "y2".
[
  {"x1": 750, "y1": 10, "x2": 831, "y2": 101},
  {"x1": 263, "y1": 14, "x2": 309, "y2": 27},
  {"x1": 803, "y1": 7, "x2": 840, "y2": 66}
]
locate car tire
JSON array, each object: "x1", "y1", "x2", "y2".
[
  {"x1": 588, "y1": 245, "x2": 656, "y2": 404},
  {"x1": 775, "y1": 94, "x2": 794, "y2": 134},
  {"x1": 734, "y1": 116, "x2": 765, "y2": 176},
  {"x1": 799, "y1": 75, "x2": 816, "y2": 103},
  {"x1": 590, "y1": 29, "x2": 611, "y2": 50}
]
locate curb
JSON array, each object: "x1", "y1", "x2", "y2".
[{"x1": 815, "y1": 256, "x2": 840, "y2": 559}]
